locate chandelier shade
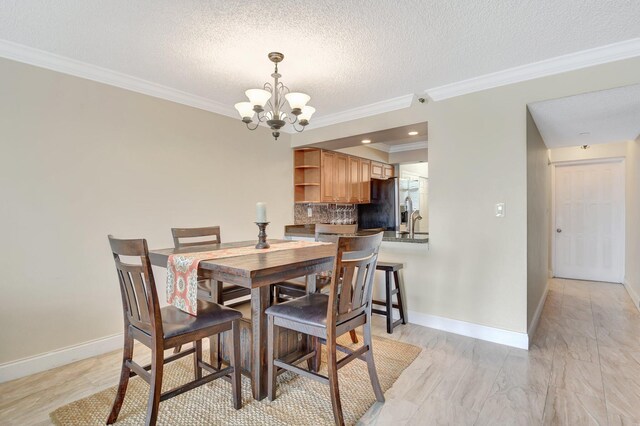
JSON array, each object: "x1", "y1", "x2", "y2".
[
  {"x1": 245, "y1": 89, "x2": 271, "y2": 108},
  {"x1": 234, "y1": 102, "x2": 255, "y2": 120},
  {"x1": 234, "y1": 52, "x2": 315, "y2": 140},
  {"x1": 284, "y1": 92, "x2": 311, "y2": 111}
]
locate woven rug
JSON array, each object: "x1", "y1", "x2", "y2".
[{"x1": 50, "y1": 334, "x2": 421, "y2": 425}]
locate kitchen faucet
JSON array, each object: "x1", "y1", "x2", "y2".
[
  {"x1": 410, "y1": 210, "x2": 423, "y2": 238},
  {"x1": 404, "y1": 195, "x2": 423, "y2": 238}
]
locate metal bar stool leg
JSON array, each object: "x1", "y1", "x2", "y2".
[
  {"x1": 394, "y1": 270, "x2": 408, "y2": 324},
  {"x1": 385, "y1": 271, "x2": 393, "y2": 334}
]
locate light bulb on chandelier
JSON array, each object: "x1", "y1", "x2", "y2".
[{"x1": 234, "y1": 52, "x2": 315, "y2": 140}]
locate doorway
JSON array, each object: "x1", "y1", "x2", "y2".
[{"x1": 553, "y1": 159, "x2": 625, "y2": 283}]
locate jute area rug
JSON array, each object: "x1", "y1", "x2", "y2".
[{"x1": 51, "y1": 334, "x2": 420, "y2": 425}]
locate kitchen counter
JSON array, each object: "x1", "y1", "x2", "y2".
[{"x1": 284, "y1": 224, "x2": 429, "y2": 244}]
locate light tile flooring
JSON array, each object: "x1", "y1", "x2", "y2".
[{"x1": 2, "y1": 278, "x2": 640, "y2": 425}]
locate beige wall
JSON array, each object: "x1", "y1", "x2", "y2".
[
  {"x1": 626, "y1": 136, "x2": 640, "y2": 305},
  {"x1": 293, "y1": 57, "x2": 640, "y2": 334},
  {"x1": 526, "y1": 110, "x2": 550, "y2": 330},
  {"x1": 0, "y1": 58, "x2": 294, "y2": 364}
]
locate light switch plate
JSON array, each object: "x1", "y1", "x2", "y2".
[
  {"x1": 307, "y1": 207, "x2": 313, "y2": 217},
  {"x1": 495, "y1": 203, "x2": 505, "y2": 217}
]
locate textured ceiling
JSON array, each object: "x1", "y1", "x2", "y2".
[
  {"x1": 1, "y1": 0, "x2": 639, "y2": 119},
  {"x1": 529, "y1": 84, "x2": 640, "y2": 148}
]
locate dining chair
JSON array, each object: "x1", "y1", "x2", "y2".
[
  {"x1": 171, "y1": 226, "x2": 251, "y2": 357},
  {"x1": 273, "y1": 223, "x2": 357, "y2": 300},
  {"x1": 273, "y1": 223, "x2": 359, "y2": 344},
  {"x1": 171, "y1": 226, "x2": 251, "y2": 305},
  {"x1": 107, "y1": 236, "x2": 242, "y2": 426},
  {"x1": 265, "y1": 233, "x2": 385, "y2": 426}
]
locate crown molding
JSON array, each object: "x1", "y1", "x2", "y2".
[
  {"x1": 0, "y1": 39, "x2": 239, "y2": 119},
  {"x1": 367, "y1": 141, "x2": 428, "y2": 154},
  {"x1": 367, "y1": 143, "x2": 391, "y2": 153},
  {"x1": 426, "y1": 38, "x2": 640, "y2": 101},
  {"x1": 388, "y1": 141, "x2": 428, "y2": 153},
  {"x1": 305, "y1": 94, "x2": 415, "y2": 130}
]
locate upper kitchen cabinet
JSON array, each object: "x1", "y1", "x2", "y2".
[
  {"x1": 348, "y1": 156, "x2": 361, "y2": 203},
  {"x1": 360, "y1": 159, "x2": 371, "y2": 203},
  {"x1": 320, "y1": 150, "x2": 348, "y2": 203},
  {"x1": 293, "y1": 148, "x2": 321, "y2": 203},
  {"x1": 294, "y1": 147, "x2": 391, "y2": 204},
  {"x1": 371, "y1": 161, "x2": 395, "y2": 179}
]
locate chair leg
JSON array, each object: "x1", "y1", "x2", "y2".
[
  {"x1": 230, "y1": 320, "x2": 242, "y2": 409},
  {"x1": 327, "y1": 334, "x2": 345, "y2": 426},
  {"x1": 210, "y1": 333, "x2": 222, "y2": 370},
  {"x1": 349, "y1": 329, "x2": 358, "y2": 343},
  {"x1": 267, "y1": 315, "x2": 279, "y2": 401},
  {"x1": 107, "y1": 331, "x2": 134, "y2": 424},
  {"x1": 194, "y1": 339, "x2": 203, "y2": 380},
  {"x1": 312, "y1": 336, "x2": 321, "y2": 372},
  {"x1": 363, "y1": 318, "x2": 385, "y2": 403},
  {"x1": 385, "y1": 271, "x2": 393, "y2": 333},
  {"x1": 145, "y1": 345, "x2": 164, "y2": 426}
]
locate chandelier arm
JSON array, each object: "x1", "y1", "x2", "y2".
[
  {"x1": 292, "y1": 122, "x2": 306, "y2": 133},
  {"x1": 263, "y1": 82, "x2": 273, "y2": 92},
  {"x1": 245, "y1": 121, "x2": 260, "y2": 131},
  {"x1": 256, "y1": 112, "x2": 268, "y2": 123},
  {"x1": 284, "y1": 114, "x2": 298, "y2": 125}
]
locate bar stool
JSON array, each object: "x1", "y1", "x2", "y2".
[{"x1": 371, "y1": 262, "x2": 408, "y2": 333}]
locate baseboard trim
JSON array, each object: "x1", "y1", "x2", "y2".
[
  {"x1": 528, "y1": 283, "x2": 549, "y2": 342},
  {"x1": 0, "y1": 333, "x2": 123, "y2": 383},
  {"x1": 408, "y1": 310, "x2": 529, "y2": 350},
  {"x1": 623, "y1": 280, "x2": 640, "y2": 313}
]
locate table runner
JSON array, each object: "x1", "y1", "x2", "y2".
[{"x1": 166, "y1": 240, "x2": 332, "y2": 315}]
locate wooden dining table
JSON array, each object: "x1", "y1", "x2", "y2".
[{"x1": 149, "y1": 239, "x2": 336, "y2": 400}]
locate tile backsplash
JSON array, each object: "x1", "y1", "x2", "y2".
[{"x1": 294, "y1": 204, "x2": 358, "y2": 225}]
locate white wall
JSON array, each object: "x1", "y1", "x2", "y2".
[
  {"x1": 293, "y1": 56, "x2": 640, "y2": 335},
  {"x1": 0, "y1": 58, "x2": 293, "y2": 365},
  {"x1": 526, "y1": 110, "x2": 550, "y2": 331}
]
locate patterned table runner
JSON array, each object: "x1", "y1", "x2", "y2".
[{"x1": 167, "y1": 240, "x2": 332, "y2": 315}]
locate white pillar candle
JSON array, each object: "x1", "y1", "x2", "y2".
[{"x1": 256, "y1": 202, "x2": 268, "y2": 223}]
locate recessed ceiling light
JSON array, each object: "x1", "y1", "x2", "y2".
[
  {"x1": 579, "y1": 132, "x2": 590, "y2": 136},
  {"x1": 408, "y1": 131, "x2": 419, "y2": 136},
  {"x1": 361, "y1": 139, "x2": 371, "y2": 144}
]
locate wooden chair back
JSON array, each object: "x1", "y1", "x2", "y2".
[
  {"x1": 171, "y1": 226, "x2": 221, "y2": 249},
  {"x1": 315, "y1": 223, "x2": 357, "y2": 239},
  {"x1": 108, "y1": 235, "x2": 161, "y2": 337},
  {"x1": 327, "y1": 233, "x2": 383, "y2": 328}
]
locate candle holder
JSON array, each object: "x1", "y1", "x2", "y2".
[{"x1": 255, "y1": 222, "x2": 270, "y2": 249}]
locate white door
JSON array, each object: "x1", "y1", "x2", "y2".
[{"x1": 554, "y1": 160, "x2": 625, "y2": 282}]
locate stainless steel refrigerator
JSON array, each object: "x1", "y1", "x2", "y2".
[{"x1": 357, "y1": 177, "x2": 399, "y2": 230}]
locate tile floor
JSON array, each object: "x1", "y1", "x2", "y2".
[{"x1": 1, "y1": 278, "x2": 639, "y2": 425}]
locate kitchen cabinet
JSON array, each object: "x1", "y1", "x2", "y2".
[
  {"x1": 334, "y1": 153, "x2": 349, "y2": 203},
  {"x1": 360, "y1": 160, "x2": 371, "y2": 203},
  {"x1": 371, "y1": 161, "x2": 394, "y2": 179},
  {"x1": 293, "y1": 148, "x2": 321, "y2": 203},
  {"x1": 295, "y1": 148, "x2": 391, "y2": 203},
  {"x1": 348, "y1": 156, "x2": 361, "y2": 203},
  {"x1": 321, "y1": 150, "x2": 336, "y2": 203},
  {"x1": 371, "y1": 161, "x2": 384, "y2": 179}
]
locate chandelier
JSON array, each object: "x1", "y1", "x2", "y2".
[{"x1": 234, "y1": 52, "x2": 315, "y2": 140}]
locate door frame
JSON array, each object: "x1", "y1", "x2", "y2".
[{"x1": 550, "y1": 157, "x2": 626, "y2": 282}]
